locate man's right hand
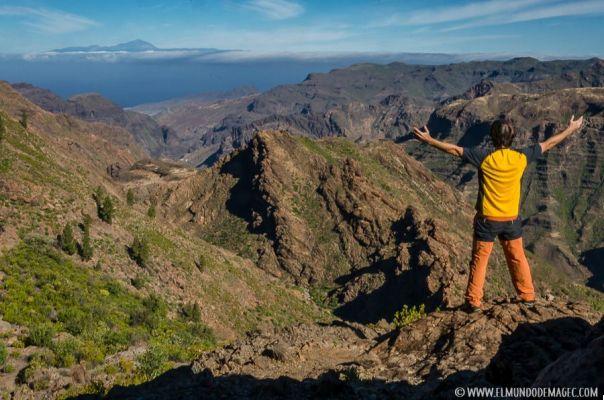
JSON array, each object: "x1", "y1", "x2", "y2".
[
  {"x1": 567, "y1": 115, "x2": 584, "y2": 132},
  {"x1": 540, "y1": 114, "x2": 585, "y2": 153}
]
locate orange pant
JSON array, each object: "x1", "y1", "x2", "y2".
[{"x1": 465, "y1": 237, "x2": 535, "y2": 307}]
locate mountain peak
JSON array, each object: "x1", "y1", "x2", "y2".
[
  {"x1": 52, "y1": 39, "x2": 158, "y2": 53},
  {"x1": 112, "y1": 39, "x2": 158, "y2": 52}
]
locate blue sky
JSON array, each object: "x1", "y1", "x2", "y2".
[{"x1": 1, "y1": 0, "x2": 603, "y2": 56}]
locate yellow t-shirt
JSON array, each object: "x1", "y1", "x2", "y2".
[{"x1": 462, "y1": 145, "x2": 543, "y2": 218}]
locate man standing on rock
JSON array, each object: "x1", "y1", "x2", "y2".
[{"x1": 412, "y1": 115, "x2": 584, "y2": 311}]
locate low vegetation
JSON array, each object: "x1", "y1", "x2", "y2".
[
  {"x1": 392, "y1": 304, "x2": 427, "y2": 329},
  {"x1": 93, "y1": 186, "x2": 116, "y2": 224},
  {"x1": 0, "y1": 114, "x2": 6, "y2": 142},
  {"x1": 0, "y1": 239, "x2": 216, "y2": 372},
  {"x1": 126, "y1": 189, "x2": 135, "y2": 206},
  {"x1": 19, "y1": 110, "x2": 28, "y2": 129},
  {"x1": 58, "y1": 222, "x2": 77, "y2": 255},
  {"x1": 129, "y1": 236, "x2": 150, "y2": 267},
  {"x1": 147, "y1": 204, "x2": 156, "y2": 219}
]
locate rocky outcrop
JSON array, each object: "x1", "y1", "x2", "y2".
[
  {"x1": 373, "y1": 300, "x2": 598, "y2": 388},
  {"x1": 100, "y1": 300, "x2": 602, "y2": 400}
]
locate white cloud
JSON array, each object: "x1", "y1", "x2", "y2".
[
  {"x1": 444, "y1": 0, "x2": 604, "y2": 31},
  {"x1": 0, "y1": 6, "x2": 99, "y2": 34},
  {"x1": 503, "y1": 0, "x2": 604, "y2": 23},
  {"x1": 241, "y1": 0, "x2": 304, "y2": 20},
  {"x1": 376, "y1": 0, "x2": 604, "y2": 32},
  {"x1": 377, "y1": 0, "x2": 553, "y2": 27}
]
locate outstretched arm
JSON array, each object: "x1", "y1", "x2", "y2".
[
  {"x1": 412, "y1": 126, "x2": 463, "y2": 157},
  {"x1": 540, "y1": 115, "x2": 584, "y2": 153}
]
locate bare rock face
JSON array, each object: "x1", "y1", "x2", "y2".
[{"x1": 333, "y1": 206, "x2": 468, "y2": 322}]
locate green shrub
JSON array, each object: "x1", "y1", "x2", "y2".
[
  {"x1": 129, "y1": 294, "x2": 166, "y2": 330},
  {"x1": 147, "y1": 204, "x2": 156, "y2": 219},
  {"x1": 93, "y1": 187, "x2": 115, "y2": 224},
  {"x1": 101, "y1": 197, "x2": 115, "y2": 223},
  {"x1": 58, "y1": 223, "x2": 77, "y2": 255},
  {"x1": 0, "y1": 343, "x2": 7, "y2": 365},
  {"x1": 78, "y1": 214, "x2": 93, "y2": 261},
  {"x1": 102, "y1": 330, "x2": 132, "y2": 351},
  {"x1": 392, "y1": 304, "x2": 426, "y2": 329},
  {"x1": 126, "y1": 189, "x2": 135, "y2": 206},
  {"x1": 105, "y1": 279, "x2": 123, "y2": 296},
  {"x1": 81, "y1": 214, "x2": 92, "y2": 233},
  {"x1": 179, "y1": 302, "x2": 201, "y2": 322},
  {"x1": 51, "y1": 338, "x2": 81, "y2": 367},
  {"x1": 58, "y1": 307, "x2": 90, "y2": 336},
  {"x1": 26, "y1": 324, "x2": 55, "y2": 347},
  {"x1": 136, "y1": 346, "x2": 168, "y2": 380},
  {"x1": 0, "y1": 115, "x2": 5, "y2": 142},
  {"x1": 130, "y1": 274, "x2": 147, "y2": 289},
  {"x1": 80, "y1": 229, "x2": 93, "y2": 261},
  {"x1": 0, "y1": 159, "x2": 10, "y2": 173},
  {"x1": 19, "y1": 110, "x2": 28, "y2": 129},
  {"x1": 129, "y1": 237, "x2": 150, "y2": 267}
]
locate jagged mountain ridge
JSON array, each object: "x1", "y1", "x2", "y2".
[
  {"x1": 155, "y1": 57, "x2": 604, "y2": 166},
  {"x1": 121, "y1": 131, "x2": 476, "y2": 322}
]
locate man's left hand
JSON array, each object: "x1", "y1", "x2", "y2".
[{"x1": 413, "y1": 126, "x2": 432, "y2": 143}]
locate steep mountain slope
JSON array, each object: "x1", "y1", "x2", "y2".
[
  {"x1": 0, "y1": 84, "x2": 323, "y2": 398},
  {"x1": 406, "y1": 86, "x2": 604, "y2": 289},
  {"x1": 154, "y1": 58, "x2": 604, "y2": 166},
  {"x1": 11, "y1": 83, "x2": 168, "y2": 156},
  {"x1": 123, "y1": 131, "x2": 473, "y2": 323}
]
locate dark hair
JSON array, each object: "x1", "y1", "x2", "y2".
[{"x1": 490, "y1": 118, "x2": 515, "y2": 148}]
